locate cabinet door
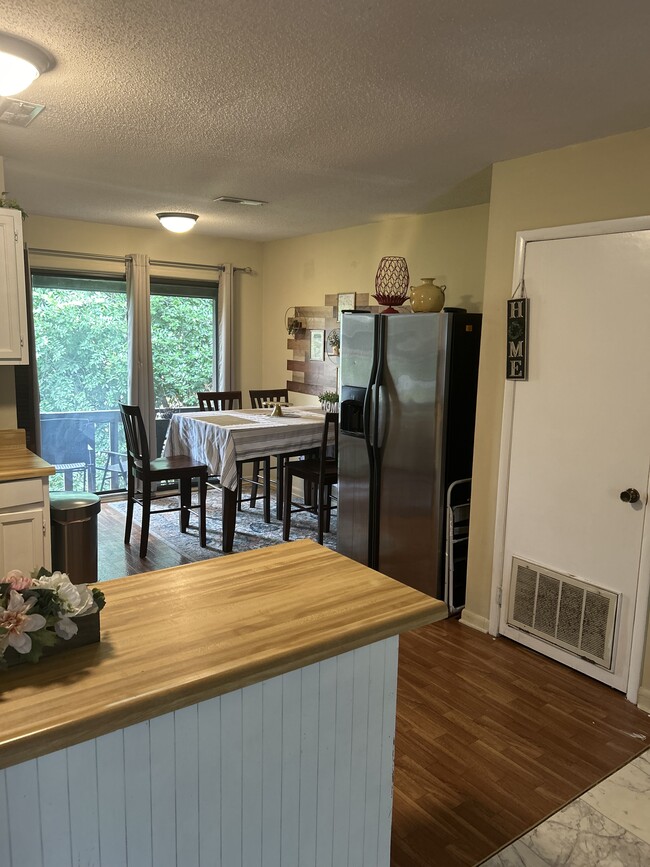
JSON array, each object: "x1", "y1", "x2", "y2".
[
  {"x1": 0, "y1": 508, "x2": 46, "y2": 576},
  {"x1": 0, "y1": 209, "x2": 28, "y2": 364}
]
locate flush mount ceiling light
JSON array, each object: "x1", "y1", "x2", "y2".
[
  {"x1": 213, "y1": 196, "x2": 267, "y2": 206},
  {"x1": 156, "y1": 212, "x2": 199, "y2": 233},
  {"x1": 0, "y1": 33, "x2": 55, "y2": 97}
]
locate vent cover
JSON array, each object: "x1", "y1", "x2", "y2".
[
  {"x1": 507, "y1": 557, "x2": 618, "y2": 669},
  {"x1": 0, "y1": 97, "x2": 45, "y2": 127}
]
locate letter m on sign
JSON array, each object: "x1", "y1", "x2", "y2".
[{"x1": 506, "y1": 297, "x2": 529, "y2": 380}]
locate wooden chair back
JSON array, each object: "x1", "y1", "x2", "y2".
[
  {"x1": 249, "y1": 388, "x2": 289, "y2": 409},
  {"x1": 119, "y1": 403, "x2": 151, "y2": 473},
  {"x1": 197, "y1": 391, "x2": 242, "y2": 411},
  {"x1": 320, "y1": 412, "x2": 339, "y2": 476}
]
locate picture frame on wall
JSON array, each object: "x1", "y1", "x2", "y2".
[
  {"x1": 337, "y1": 292, "x2": 356, "y2": 321},
  {"x1": 310, "y1": 329, "x2": 325, "y2": 361}
]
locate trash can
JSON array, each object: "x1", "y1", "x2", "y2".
[{"x1": 49, "y1": 492, "x2": 101, "y2": 585}]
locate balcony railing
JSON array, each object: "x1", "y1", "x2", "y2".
[{"x1": 40, "y1": 407, "x2": 199, "y2": 493}]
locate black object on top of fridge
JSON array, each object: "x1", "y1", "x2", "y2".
[{"x1": 337, "y1": 311, "x2": 482, "y2": 602}]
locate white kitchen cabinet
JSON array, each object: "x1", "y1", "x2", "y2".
[
  {"x1": 0, "y1": 208, "x2": 28, "y2": 364},
  {"x1": 0, "y1": 477, "x2": 51, "y2": 576}
]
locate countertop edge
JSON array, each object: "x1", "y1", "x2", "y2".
[{"x1": 0, "y1": 601, "x2": 444, "y2": 770}]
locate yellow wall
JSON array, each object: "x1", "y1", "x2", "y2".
[
  {"x1": 7, "y1": 215, "x2": 264, "y2": 412},
  {"x1": 261, "y1": 204, "x2": 490, "y2": 404},
  {"x1": 463, "y1": 126, "x2": 650, "y2": 696}
]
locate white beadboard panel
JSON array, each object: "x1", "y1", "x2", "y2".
[
  {"x1": 332, "y1": 652, "x2": 355, "y2": 867},
  {"x1": 261, "y1": 675, "x2": 283, "y2": 867},
  {"x1": 150, "y1": 713, "x2": 176, "y2": 867},
  {"x1": 124, "y1": 721, "x2": 153, "y2": 866},
  {"x1": 198, "y1": 697, "x2": 221, "y2": 866},
  {"x1": 364, "y1": 640, "x2": 387, "y2": 867},
  {"x1": 221, "y1": 688, "x2": 244, "y2": 866},
  {"x1": 0, "y1": 638, "x2": 399, "y2": 867},
  {"x1": 96, "y1": 730, "x2": 127, "y2": 867},
  {"x1": 38, "y1": 750, "x2": 73, "y2": 867},
  {"x1": 281, "y1": 667, "x2": 302, "y2": 867},
  {"x1": 348, "y1": 645, "x2": 371, "y2": 867},
  {"x1": 175, "y1": 704, "x2": 200, "y2": 867},
  {"x1": 0, "y1": 770, "x2": 12, "y2": 867},
  {"x1": 378, "y1": 636, "x2": 399, "y2": 864},
  {"x1": 316, "y1": 656, "x2": 337, "y2": 867},
  {"x1": 298, "y1": 662, "x2": 320, "y2": 867},
  {"x1": 242, "y1": 682, "x2": 263, "y2": 867},
  {"x1": 6, "y1": 758, "x2": 43, "y2": 867},
  {"x1": 68, "y1": 739, "x2": 101, "y2": 865}
]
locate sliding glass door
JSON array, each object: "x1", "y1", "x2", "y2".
[
  {"x1": 31, "y1": 272, "x2": 128, "y2": 493},
  {"x1": 150, "y1": 278, "x2": 218, "y2": 455}
]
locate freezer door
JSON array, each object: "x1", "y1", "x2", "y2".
[
  {"x1": 377, "y1": 313, "x2": 449, "y2": 596},
  {"x1": 337, "y1": 314, "x2": 377, "y2": 565}
]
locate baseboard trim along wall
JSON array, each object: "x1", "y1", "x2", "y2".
[
  {"x1": 460, "y1": 609, "x2": 490, "y2": 633},
  {"x1": 638, "y1": 686, "x2": 650, "y2": 714}
]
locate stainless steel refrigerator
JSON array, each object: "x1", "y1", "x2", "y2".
[{"x1": 337, "y1": 311, "x2": 482, "y2": 601}]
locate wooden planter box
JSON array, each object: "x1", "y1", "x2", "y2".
[{"x1": 4, "y1": 612, "x2": 100, "y2": 667}]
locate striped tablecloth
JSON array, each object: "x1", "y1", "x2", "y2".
[{"x1": 163, "y1": 409, "x2": 327, "y2": 491}]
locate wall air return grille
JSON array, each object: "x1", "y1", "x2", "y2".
[{"x1": 507, "y1": 557, "x2": 618, "y2": 669}]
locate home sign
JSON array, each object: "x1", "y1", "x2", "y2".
[{"x1": 506, "y1": 297, "x2": 529, "y2": 380}]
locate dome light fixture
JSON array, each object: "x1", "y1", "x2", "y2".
[
  {"x1": 156, "y1": 212, "x2": 199, "y2": 233},
  {"x1": 0, "y1": 33, "x2": 55, "y2": 97}
]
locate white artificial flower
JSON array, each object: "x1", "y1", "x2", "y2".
[
  {"x1": 35, "y1": 571, "x2": 95, "y2": 617},
  {"x1": 54, "y1": 616, "x2": 79, "y2": 640}
]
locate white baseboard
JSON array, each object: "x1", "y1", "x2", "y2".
[
  {"x1": 638, "y1": 686, "x2": 650, "y2": 714},
  {"x1": 460, "y1": 609, "x2": 489, "y2": 633}
]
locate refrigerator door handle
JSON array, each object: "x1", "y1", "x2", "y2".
[{"x1": 376, "y1": 384, "x2": 388, "y2": 450}]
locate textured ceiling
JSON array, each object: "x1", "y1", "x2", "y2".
[{"x1": 3, "y1": 0, "x2": 650, "y2": 241}]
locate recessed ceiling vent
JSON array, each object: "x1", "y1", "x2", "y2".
[
  {"x1": 507, "y1": 557, "x2": 618, "y2": 669},
  {"x1": 0, "y1": 96, "x2": 45, "y2": 127},
  {"x1": 213, "y1": 196, "x2": 267, "y2": 206}
]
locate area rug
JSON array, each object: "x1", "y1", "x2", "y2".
[{"x1": 108, "y1": 488, "x2": 337, "y2": 560}]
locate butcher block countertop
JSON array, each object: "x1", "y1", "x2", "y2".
[
  {"x1": 0, "y1": 539, "x2": 446, "y2": 770},
  {"x1": 0, "y1": 429, "x2": 54, "y2": 481}
]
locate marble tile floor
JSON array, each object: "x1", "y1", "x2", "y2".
[{"x1": 482, "y1": 748, "x2": 650, "y2": 866}]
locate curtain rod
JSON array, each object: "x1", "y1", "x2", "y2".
[{"x1": 27, "y1": 248, "x2": 252, "y2": 274}]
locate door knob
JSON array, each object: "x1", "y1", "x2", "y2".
[{"x1": 620, "y1": 488, "x2": 641, "y2": 504}]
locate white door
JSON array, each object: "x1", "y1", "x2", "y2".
[{"x1": 499, "y1": 230, "x2": 650, "y2": 692}]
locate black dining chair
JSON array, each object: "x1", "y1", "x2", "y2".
[
  {"x1": 120, "y1": 403, "x2": 208, "y2": 558},
  {"x1": 249, "y1": 388, "x2": 316, "y2": 519},
  {"x1": 282, "y1": 412, "x2": 338, "y2": 544},
  {"x1": 197, "y1": 390, "x2": 271, "y2": 522}
]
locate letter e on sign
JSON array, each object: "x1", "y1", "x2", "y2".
[{"x1": 506, "y1": 298, "x2": 529, "y2": 380}]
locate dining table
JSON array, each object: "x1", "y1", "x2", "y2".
[{"x1": 163, "y1": 407, "x2": 328, "y2": 551}]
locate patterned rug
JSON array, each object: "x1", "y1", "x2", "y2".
[{"x1": 108, "y1": 487, "x2": 337, "y2": 560}]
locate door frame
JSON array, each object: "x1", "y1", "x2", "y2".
[{"x1": 489, "y1": 215, "x2": 650, "y2": 704}]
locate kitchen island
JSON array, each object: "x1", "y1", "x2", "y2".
[{"x1": 0, "y1": 539, "x2": 446, "y2": 867}]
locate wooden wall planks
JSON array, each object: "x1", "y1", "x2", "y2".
[
  {"x1": 286, "y1": 293, "x2": 381, "y2": 397},
  {"x1": 0, "y1": 638, "x2": 399, "y2": 867}
]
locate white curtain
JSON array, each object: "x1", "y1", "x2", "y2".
[
  {"x1": 126, "y1": 253, "x2": 156, "y2": 453},
  {"x1": 217, "y1": 263, "x2": 234, "y2": 390}
]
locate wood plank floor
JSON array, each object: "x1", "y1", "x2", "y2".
[{"x1": 98, "y1": 506, "x2": 650, "y2": 866}]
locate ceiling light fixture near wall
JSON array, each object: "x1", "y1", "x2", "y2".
[
  {"x1": 213, "y1": 196, "x2": 267, "y2": 206},
  {"x1": 0, "y1": 33, "x2": 55, "y2": 96},
  {"x1": 156, "y1": 212, "x2": 199, "y2": 233}
]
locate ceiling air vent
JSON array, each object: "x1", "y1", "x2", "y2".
[
  {"x1": 507, "y1": 556, "x2": 618, "y2": 669},
  {"x1": 213, "y1": 196, "x2": 267, "y2": 206},
  {"x1": 0, "y1": 97, "x2": 45, "y2": 127}
]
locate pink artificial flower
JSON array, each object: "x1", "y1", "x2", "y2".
[
  {"x1": 0, "y1": 589, "x2": 47, "y2": 654},
  {"x1": 4, "y1": 569, "x2": 33, "y2": 591}
]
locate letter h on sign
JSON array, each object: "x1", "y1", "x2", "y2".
[{"x1": 506, "y1": 297, "x2": 529, "y2": 380}]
